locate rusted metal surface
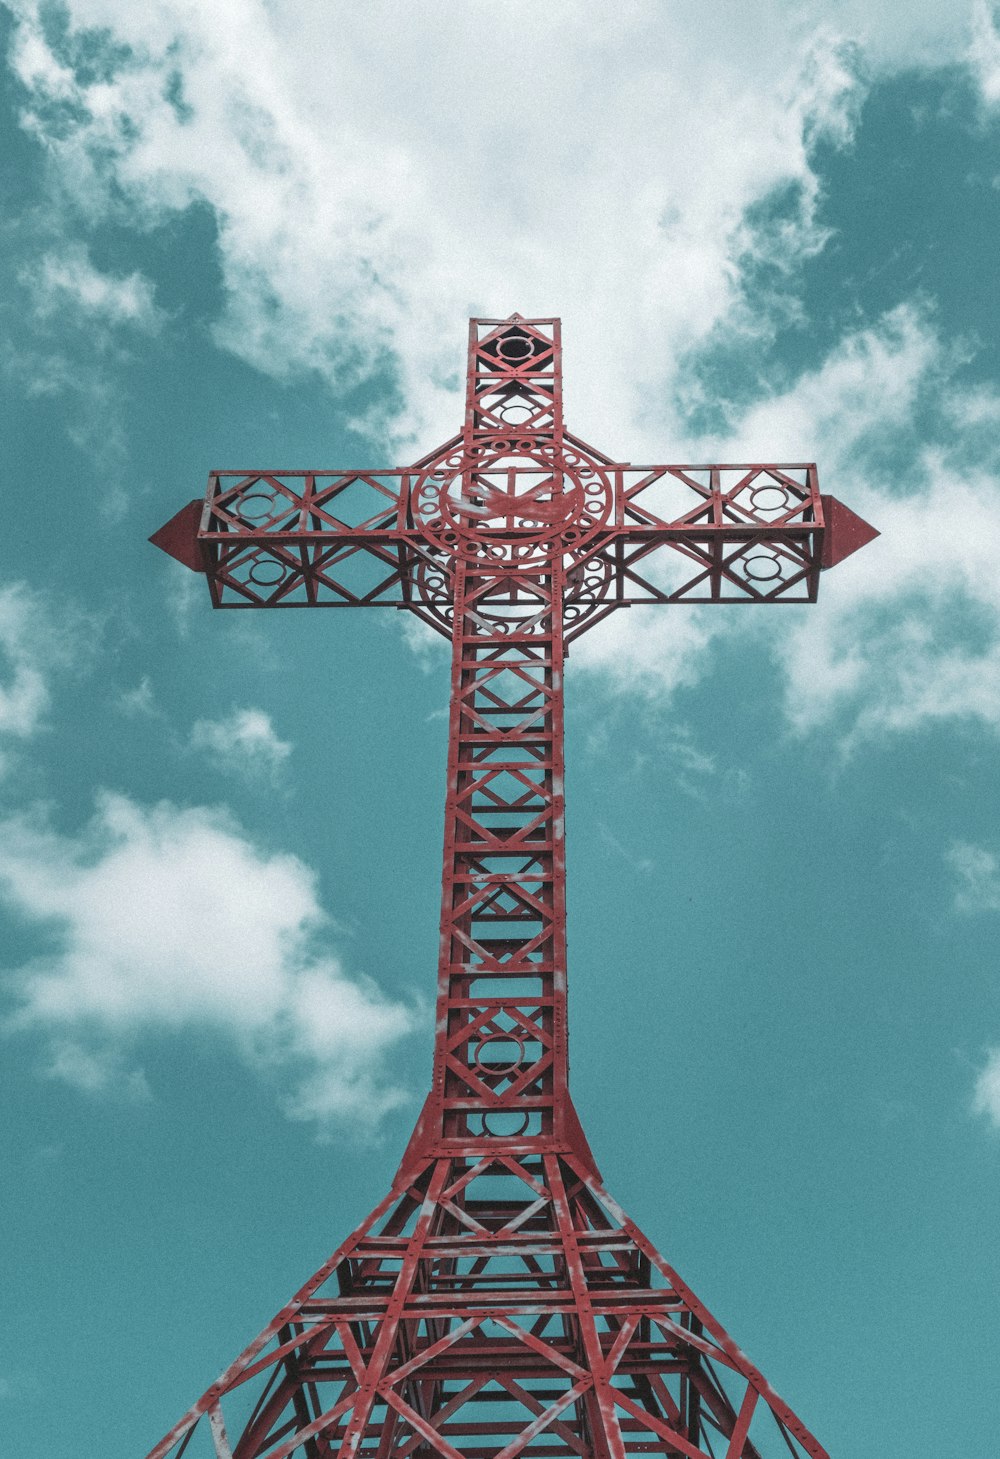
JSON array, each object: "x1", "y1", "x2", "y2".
[{"x1": 146, "y1": 315, "x2": 876, "y2": 1459}]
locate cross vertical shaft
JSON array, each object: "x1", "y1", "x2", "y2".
[
  {"x1": 425, "y1": 318, "x2": 571, "y2": 1151},
  {"x1": 429, "y1": 553, "x2": 569, "y2": 1147}
]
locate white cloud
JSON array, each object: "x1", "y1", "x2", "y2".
[
  {"x1": 1, "y1": 293, "x2": 133, "y2": 506},
  {"x1": 573, "y1": 606, "x2": 719, "y2": 704},
  {"x1": 572, "y1": 297, "x2": 934, "y2": 706},
  {"x1": 6, "y1": 0, "x2": 983, "y2": 461},
  {"x1": 969, "y1": 0, "x2": 1000, "y2": 107},
  {"x1": 973, "y1": 1049, "x2": 1000, "y2": 1128},
  {"x1": 5, "y1": 4, "x2": 997, "y2": 747},
  {"x1": 117, "y1": 675, "x2": 156, "y2": 718},
  {"x1": 575, "y1": 303, "x2": 1000, "y2": 745},
  {"x1": 190, "y1": 707, "x2": 292, "y2": 782},
  {"x1": 4, "y1": 241, "x2": 160, "y2": 498},
  {"x1": 45, "y1": 1040, "x2": 152, "y2": 1101},
  {"x1": 0, "y1": 584, "x2": 86, "y2": 772},
  {"x1": 23, "y1": 243, "x2": 162, "y2": 333},
  {"x1": 774, "y1": 471, "x2": 1000, "y2": 743},
  {"x1": 0, "y1": 586, "x2": 51, "y2": 745},
  {"x1": 396, "y1": 612, "x2": 449, "y2": 671},
  {"x1": 947, "y1": 841, "x2": 1000, "y2": 912},
  {"x1": 0, "y1": 793, "x2": 418, "y2": 1132},
  {"x1": 163, "y1": 564, "x2": 202, "y2": 640},
  {"x1": 597, "y1": 822, "x2": 654, "y2": 877},
  {"x1": 6, "y1": 0, "x2": 870, "y2": 451},
  {"x1": 759, "y1": 315, "x2": 1000, "y2": 744},
  {"x1": 704, "y1": 302, "x2": 943, "y2": 464}
]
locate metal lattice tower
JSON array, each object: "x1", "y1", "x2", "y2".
[{"x1": 149, "y1": 315, "x2": 877, "y2": 1459}]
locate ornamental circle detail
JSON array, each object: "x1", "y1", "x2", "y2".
[
  {"x1": 247, "y1": 555, "x2": 286, "y2": 587},
  {"x1": 237, "y1": 490, "x2": 278, "y2": 524},
  {"x1": 411, "y1": 447, "x2": 614, "y2": 567},
  {"x1": 408, "y1": 553, "x2": 454, "y2": 634},
  {"x1": 743, "y1": 552, "x2": 783, "y2": 582},
  {"x1": 481, "y1": 1109, "x2": 531, "y2": 1138},
  {"x1": 497, "y1": 402, "x2": 533, "y2": 426},
  {"x1": 473, "y1": 1034, "x2": 525, "y2": 1077},
  {"x1": 497, "y1": 334, "x2": 533, "y2": 361},
  {"x1": 749, "y1": 484, "x2": 790, "y2": 513}
]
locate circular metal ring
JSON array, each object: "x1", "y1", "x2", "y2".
[
  {"x1": 238, "y1": 491, "x2": 277, "y2": 523},
  {"x1": 410, "y1": 446, "x2": 614, "y2": 569},
  {"x1": 473, "y1": 1034, "x2": 524, "y2": 1077},
  {"x1": 744, "y1": 553, "x2": 783, "y2": 582},
  {"x1": 749, "y1": 484, "x2": 790, "y2": 512},
  {"x1": 497, "y1": 402, "x2": 533, "y2": 425},
  {"x1": 482, "y1": 1109, "x2": 531, "y2": 1137},
  {"x1": 497, "y1": 334, "x2": 533, "y2": 361},
  {"x1": 247, "y1": 556, "x2": 286, "y2": 587}
]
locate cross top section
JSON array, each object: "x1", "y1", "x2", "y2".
[{"x1": 410, "y1": 316, "x2": 616, "y2": 570}]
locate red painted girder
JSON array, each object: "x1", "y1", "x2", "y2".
[
  {"x1": 150, "y1": 470, "x2": 876, "y2": 612},
  {"x1": 142, "y1": 1147, "x2": 828, "y2": 1459}
]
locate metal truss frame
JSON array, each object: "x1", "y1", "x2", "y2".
[{"x1": 147, "y1": 315, "x2": 878, "y2": 1459}]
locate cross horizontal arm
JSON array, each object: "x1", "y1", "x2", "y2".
[{"x1": 150, "y1": 462, "x2": 876, "y2": 637}]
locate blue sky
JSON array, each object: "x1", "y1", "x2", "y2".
[{"x1": 1, "y1": 2, "x2": 1000, "y2": 1455}]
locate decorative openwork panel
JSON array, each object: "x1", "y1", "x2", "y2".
[
  {"x1": 428, "y1": 562, "x2": 569, "y2": 1150},
  {"x1": 146, "y1": 314, "x2": 879, "y2": 1459},
  {"x1": 190, "y1": 462, "x2": 827, "y2": 626},
  {"x1": 465, "y1": 316, "x2": 563, "y2": 455}
]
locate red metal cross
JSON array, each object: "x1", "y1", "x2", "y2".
[{"x1": 147, "y1": 315, "x2": 876, "y2": 1459}]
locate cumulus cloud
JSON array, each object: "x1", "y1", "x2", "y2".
[
  {"x1": 757, "y1": 315, "x2": 1000, "y2": 745},
  {"x1": 969, "y1": 0, "x2": 1000, "y2": 107},
  {"x1": 190, "y1": 707, "x2": 292, "y2": 782},
  {"x1": 0, "y1": 586, "x2": 51, "y2": 745},
  {"x1": 5, "y1": 0, "x2": 984, "y2": 459},
  {"x1": 573, "y1": 606, "x2": 719, "y2": 704},
  {"x1": 705, "y1": 302, "x2": 943, "y2": 464},
  {"x1": 3, "y1": 239, "x2": 155, "y2": 501},
  {"x1": 575, "y1": 303, "x2": 1000, "y2": 746},
  {"x1": 943, "y1": 828, "x2": 1000, "y2": 1141},
  {"x1": 5, "y1": 2, "x2": 997, "y2": 747},
  {"x1": 947, "y1": 841, "x2": 1000, "y2": 913},
  {"x1": 22, "y1": 243, "x2": 162, "y2": 333},
  {"x1": 117, "y1": 676, "x2": 156, "y2": 718},
  {"x1": 5, "y1": 0, "x2": 869, "y2": 450},
  {"x1": 44, "y1": 1040, "x2": 152, "y2": 1102},
  {"x1": 0, "y1": 793, "x2": 418, "y2": 1132},
  {"x1": 0, "y1": 583, "x2": 86, "y2": 772},
  {"x1": 973, "y1": 1050, "x2": 1000, "y2": 1129},
  {"x1": 576, "y1": 304, "x2": 936, "y2": 705}
]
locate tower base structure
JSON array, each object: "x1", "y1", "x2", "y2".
[{"x1": 147, "y1": 1117, "x2": 826, "y2": 1459}]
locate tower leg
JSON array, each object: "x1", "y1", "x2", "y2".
[{"x1": 145, "y1": 1141, "x2": 827, "y2": 1459}]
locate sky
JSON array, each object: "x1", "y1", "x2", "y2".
[{"x1": 1, "y1": 1, "x2": 1000, "y2": 1455}]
